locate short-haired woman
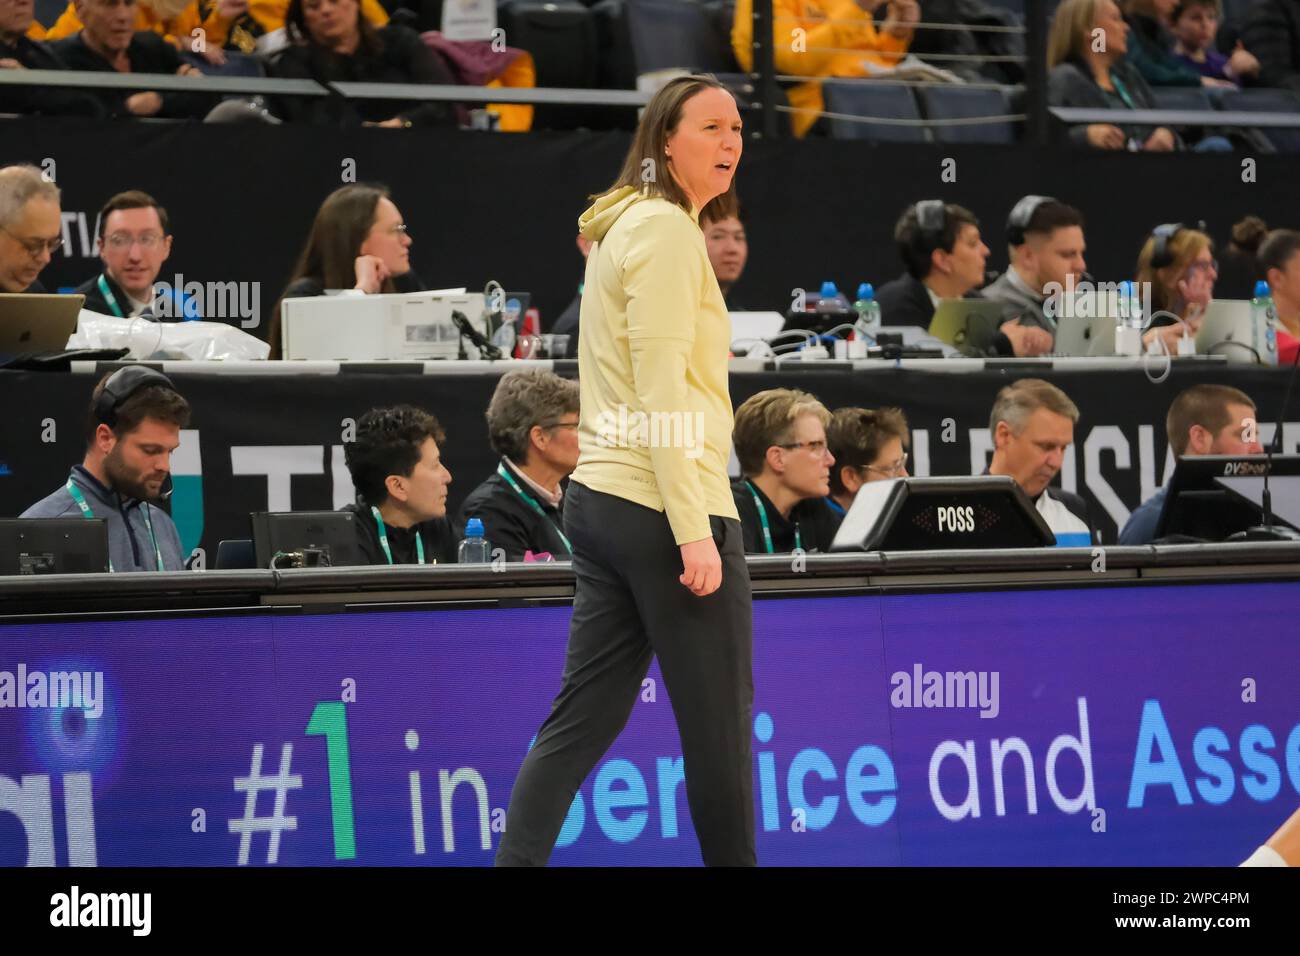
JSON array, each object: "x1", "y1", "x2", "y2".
[{"x1": 496, "y1": 75, "x2": 754, "y2": 866}]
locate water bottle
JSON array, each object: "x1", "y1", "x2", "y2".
[
  {"x1": 853, "y1": 283, "x2": 881, "y2": 342},
  {"x1": 1252, "y1": 279, "x2": 1280, "y2": 366},
  {"x1": 457, "y1": 517, "x2": 492, "y2": 563},
  {"x1": 816, "y1": 281, "x2": 842, "y2": 314},
  {"x1": 1114, "y1": 280, "x2": 1143, "y2": 356},
  {"x1": 491, "y1": 299, "x2": 520, "y2": 354}
]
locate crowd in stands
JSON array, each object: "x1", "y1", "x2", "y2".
[{"x1": 4, "y1": 0, "x2": 1300, "y2": 143}]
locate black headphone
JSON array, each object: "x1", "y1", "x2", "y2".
[
  {"x1": 94, "y1": 366, "x2": 178, "y2": 430},
  {"x1": 1006, "y1": 195, "x2": 1055, "y2": 247},
  {"x1": 915, "y1": 200, "x2": 947, "y2": 246},
  {"x1": 1149, "y1": 220, "x2": 1207, "y2": 269}
]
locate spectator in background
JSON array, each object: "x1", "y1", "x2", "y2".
[
  {"x1": 269, "y1": 183, "x2": 422, "y2": 357},
  {"x1": 1121, "y1": 0, "x2": 1233, "y2": 89},
  {"x1": 701, "y1": 202, "x2": 749, "y2": 310},
  {"x1": 982, "y1": 197, "x2": 1088, "y2": 343},
  {"x1": 1241, "y1": 0, "x2": 1300, "y2": 96},
  {"x1": 876, "y1": 201, "x2": 1052, "y2": 357},
  {"x1": 75, "y1": 190, "x2": 196, "y2": 320},
  {"x1": 340, "y1": 404, "x2": 457, "y2": 565},
  {"x1": 1119, "y1": 384, "x2": 1261, "y2": 543},
  {"x1": 51, "y1": 0, "x2": 214, "y2": 118},
  {"x1": 1170, "y1": 0, "x2": 1259, "y2": 85},
  {"x1": 458, "y1": 370, "x2": 579, "y2": 562},
  {"x1": 1047, "y1": 0, "x2": 1183, "y2": 151},
  {"x1": 267, "y1": 0, "x2": 457, "y2": 127},
  {"x1": 1215, "y1": 214, "x2": 1268, "y2": 299},
  {"x1": 986, "y1": 378, "x2": 1095, "y2": 545},
  {"x1": 730, "y1": 388, "x2": 841, "y2": 554},
  {"x1": 730, "y1": 0, "x2": 919, "y2": 138},
  {"x1": 549, "y1": 233, "x2": 591, "y2": 358},
  {"x1": 0, "y1": 164, "x2": 61, "y2": 294},
  {"x1": 186, "y1": 0, "x2": 392, "y2": 56},
  {"x1": 40, "y1": 0, "x2": 248, "y2": 67},
  {"x1": 1134, "y1": 222, "x2": 1217, "y2": 352},
  {"x1": 0, "y1": 0, "x2": 104, "y2": 115},
  {"x1": 1259, "y1": 228, "x2": 1300, "y2": 366},
  {"x1": 824, "y1": 406, "x2": 910, "y2": 520}
]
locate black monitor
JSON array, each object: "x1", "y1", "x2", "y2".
[
  {"x1": 250, "y1": 511, "x2": 365, "y2": 569},
  {"x1": 0, "y1": 518, "x2": 109, "y2": 574},
  {"x1": 830, "y1": 476, "x2": 1056, "y2": 552},
  {"x1": 1155, "y1": 454, "x2": 1300, "y2": 541}
]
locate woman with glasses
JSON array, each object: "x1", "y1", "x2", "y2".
[
  {"x1": 824, "y1": 406, "x2": 911, "y2": 520},
  {"x1": 1134, "y1": 223, "x2": 1218, "y2": 353},
  {"x1": 730, "y1": 388, "x2": 841, "y2": 555},
  {"x1": 268, "y1": 182, "x2": 419, "y2": 358},
  {"x1": 457, "y1": 369, "x2": 580, "y2": 562}
]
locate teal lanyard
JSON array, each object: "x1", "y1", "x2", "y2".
[
  {"x1": 1111, "y1": 73, "x2": 1138, "y2": 111},
  {"x1": 746, "y1": 480, "x2": 801, "y2": 554},
  {"x1": 496, "y1": 463, "x2": 572, "y2": 553},
  {"x1": 371, "y1": 506, "x2": 425, "y2": 565},
  {"x1": 97, "y1": 274, "x2": 126, "y2": 318},
  {"x1": 66, "y1": 477, "x2": 163, "y2": 572}
]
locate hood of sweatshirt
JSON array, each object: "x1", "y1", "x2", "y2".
[{"x1": 578, "y1": 186, "x2": 643, "y2": 244}]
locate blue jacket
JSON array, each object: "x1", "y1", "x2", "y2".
[{"x1": 20, "y1": 465, "x2": 186, "y2": 572}]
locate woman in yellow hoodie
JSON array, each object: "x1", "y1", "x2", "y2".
[
  {"x1": 496, "y1": 75, "x2": 756, "y2": 867},
  {"x1": 732, "y1": 0, "x2": 920, "y2": 137}
]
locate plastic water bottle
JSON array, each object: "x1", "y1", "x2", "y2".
[
  {"x1": 816, "y1": 281, "x2": 842, "y2": 314},
  {"x1": 1114, "y1": 280, "x2": 1143, "y2": 356},
  {"x1": 853, "y1": 283, "x2": 881, "y2": 342},
  {"x1": 1252, "y1": 279, "x2": 1280, "y2": 366},
  {"x1": 457, "y1": 518, "x2": 492, "y2": 563},
  {"x1": 491, "y1": 299, "x2": 520, "y2": 354}
]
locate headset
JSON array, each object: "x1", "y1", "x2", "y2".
[
  {"x1": 94, "y1": 366, "x2": 178, "y2": 430},
  {"x1": 1005, "y1": 195, "x2": 1056, "y2": 247},
  {"x1": 915, "y1": 200, "x2": 947, "y2": 246},
  {"x1": 1149, "y1": 220, "x2": 1207, "y2": 270}
]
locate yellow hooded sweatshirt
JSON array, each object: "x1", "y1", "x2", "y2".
[{"x1": 571, "y1": 186, "x2": 739, "y2": 546}]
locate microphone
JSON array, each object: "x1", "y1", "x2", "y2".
[
  {"x1": 159, "y1": 473, "x2": 174, "y2": 501},
  {"x1": 1229, "y1": 334, "x2": 1300, "y2": 541},
  {"x1": 451, "y1": 309, "x2": 502, "y2": 361}
]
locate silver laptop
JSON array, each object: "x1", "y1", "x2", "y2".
[
  {"x1": 1195, "y1": 299, "x2": 1279, "y2": 365},
  {"x1": 1051, "y1": 288, "x2": 1122, "y2": 357},
  {"x1": 0, "y1": 293, "x2": 84, "y2": 358}
]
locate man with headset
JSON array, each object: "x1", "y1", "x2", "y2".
[
  {"x1": 21, "y1": 367, "x2": 192, "y2": 572},
  {"x1": 876, "y1": 200, "x2": 1053, "y2": 357},
  {"x1": 982, "y1": 195, "x2": 1088, "y2": 343}
]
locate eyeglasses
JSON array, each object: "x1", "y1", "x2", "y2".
[
  {"x1": 1, "y1": 226, "x2": 63, "y2": 258},
  {"x1": 385, "y1": 223, "x2": 409, "y2": 237},
  {"x1": 778, "y1": 439, "x2": 829, "y2": 455},
  {"x1": 542, "y1": 421, "x2": 580, "y2": 431},
  {"x1": 103, "y1": 232, "x2": 165, "y2": 251},
  {"x1": 1186, "y1": 258, "x2": 1219, "y2": 275},
  {"x1": 865, "y1": 456, "x2": 909, "y2": 478}
]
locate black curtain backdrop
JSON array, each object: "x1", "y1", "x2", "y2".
[{"x1": 3, "y1": 115, "x2": 1298, "y2": 337}]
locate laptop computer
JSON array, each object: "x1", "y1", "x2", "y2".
[
  {"x1": 1195, "y1": 299, "x2": 1278, "y2": 365},
  {"x1": 0, "y1": 293, "x2": 84, "y2": 360},
  {"x1": 927, "y1": 299, "x2": 1007, "y2": 353}
]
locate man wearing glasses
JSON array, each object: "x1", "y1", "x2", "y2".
[
  {"x1": 824, "y1": 406, "x2": 911, "y2": 520},
  {"x1": 74, "y1": 190, "x2": 193, "y2": 320},
  {"x1": 0, "y1": 163, "x2": 62, "y2": 294},
  {"x1": 730, "y1": 388, "x2": 841, "y2": 554},
  {"x1": 458, "y1": 369, "x2": 580, "y2": 562}
]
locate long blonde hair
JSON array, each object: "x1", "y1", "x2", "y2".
[
  {"x1": 1136, "y1": 227, "x2": 1213, "y2": 316},
  {"x1": 1048, "y1": 0, "x2": 1107, "y2": 69}
]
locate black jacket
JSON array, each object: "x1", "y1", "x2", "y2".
[
  {"x1": 0, "y1": 35, "x2": 103, "y2": 117},
  {"x1": 73, "y1": 271, "x2": 170, "y2": 320},
  {"x1": 340, "y1": 501, "x2": 458, "y2": 565},
  {"x1": 1047, "y1": 58, "x2": 1179, "y2": 149},
  {"x1": 731, "y1": 478, "x2": 842, "y2": 554},
  {"x1": 456, "y1": 458, "x2": 570, "y2": 562},
  {"x1": 50, "y1": 31, "x2": 214, "y2": 119},
  {"x1": 268, "y1": 25, "x2": 458, "y2": 127},
  {"x1": 1243, "y1": 0, "x2": 1300, "y2": 94}
]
